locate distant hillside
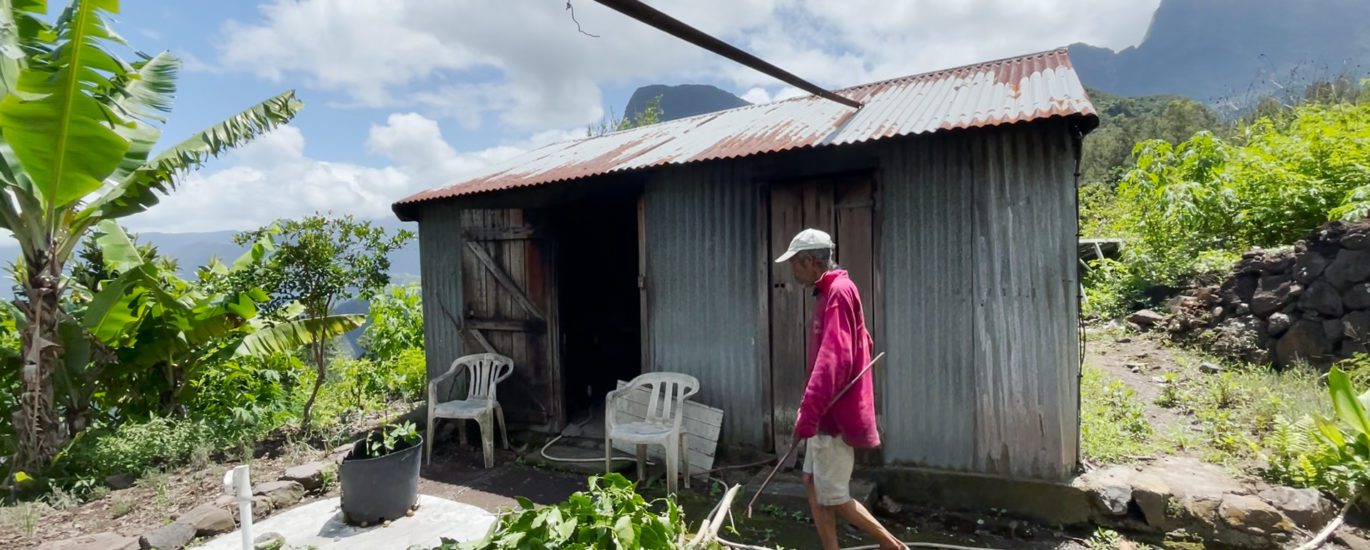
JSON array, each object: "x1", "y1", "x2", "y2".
[
  {"x1": 1069, "y1": 0, "x2": 1370, "y2": 108},
  {"x1": 625, "y1": 84, "x2": 749, "y2": 122},
  {"x1": 0, "y1": 218, "x2": 419, "y2": 297}
]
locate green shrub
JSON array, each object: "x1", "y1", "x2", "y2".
[
  {"x1": 56, "y1": 417, "x2": 222, "y2": 480},
  {"x1": 1085, "y1": 100, "x2": 1370, "y2": 317},
  {"x1": 184, "y1": 353, "x2": 305, "y2": 448},
  {"x1": 435, "y1": 473, "x2": 685, "y2": 550}
]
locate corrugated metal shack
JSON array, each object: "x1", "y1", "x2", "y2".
[{"x1": 393, "y1": 49, "x2": 1099, "y2": 481}]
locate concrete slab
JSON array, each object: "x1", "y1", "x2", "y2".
[{"x1": 192, "y1": 495, "x2": 494, "y2": 550}]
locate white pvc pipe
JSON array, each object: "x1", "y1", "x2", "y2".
[{"x1": 223, "y1": 465, "x2": 254, "y2": 550}]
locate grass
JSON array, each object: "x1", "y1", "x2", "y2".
[
  {"x1": 1082, "y1": 339, "x2": 1332, "y2": 477},
  {"x1": 1081, "y1": 367, "x2": 1164, "y2": 462},
  {"x1": 0, "y1": 501, "x2": 47, "y2": 538},
  {"x1": 110, "y1": 493, "x2": 137, "y2": 518}
]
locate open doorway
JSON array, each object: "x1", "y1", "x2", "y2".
[{"x1": 552, "y1": 185, "x2": 643, "y2": 434}]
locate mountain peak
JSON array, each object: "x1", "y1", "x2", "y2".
[
  {"x1": 624, "y1": 84, "x2": 749, "y2": 122},
  {"x1": 1069, "y1": 0, "x2": 1370, "y2": 105}
]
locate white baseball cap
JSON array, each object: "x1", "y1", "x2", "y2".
[{"x1": 774, "y1": 228, "x2": 834, "y2": 263}]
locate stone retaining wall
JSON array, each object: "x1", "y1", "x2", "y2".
[{"x1": 1164, "y1": 218, "x2": 1370, "y2": 367}]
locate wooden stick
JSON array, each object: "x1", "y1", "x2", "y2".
[
  {"x1": 1295, "y1": 490, "x2": 1360, "y2": 550},
  {"x1": 746, "y1": 352, "x2": 885, "y2": 517}
]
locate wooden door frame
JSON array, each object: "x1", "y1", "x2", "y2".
[{"x1": 759, "y1": 168, "x2": 882, "y2": 455}]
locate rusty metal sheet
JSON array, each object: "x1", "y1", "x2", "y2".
[{"x1": 395, "y1": 48, "x2": 1096, "y2": 208}]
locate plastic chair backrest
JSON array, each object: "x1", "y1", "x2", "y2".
[
  {"x1": 625, "y1": 372, "x2": 699, "y2": 426},
  {"x1": 453, "y1": 353, "x2": 515, "y2": 402}
]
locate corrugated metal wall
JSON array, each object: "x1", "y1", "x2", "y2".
[
  {"x1": 880, "y1": 120, "x2": 1081, "y2": 480},
  {"x1": 643, "y1": 160, "x2": 767, "y2": 449},
  {"x1": 416, "y1": 201, "x2": 466, "y2": 402}
]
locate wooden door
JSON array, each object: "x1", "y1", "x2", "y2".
[
  {"x1": 768, "y1": 175, "x2": 878, "y2": 459},
  {"x1": 461, "y1": 209, "x2": 562, "y2": 430}
]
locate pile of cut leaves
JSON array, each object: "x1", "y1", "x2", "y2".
[{"x1": 422, "y1": 473, "x2": 687, "y2": 549}]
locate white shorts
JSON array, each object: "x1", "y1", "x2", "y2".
[{"x1": 802, "y1": 434, "x2": 854, "y2": 506}]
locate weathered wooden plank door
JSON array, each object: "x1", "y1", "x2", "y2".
[
  {"x1": 768, "y1": 175, "x2": 879, "y2": 459},
  {"x1": 460, "y1": 209, "x2": 562, "y2": 430}
]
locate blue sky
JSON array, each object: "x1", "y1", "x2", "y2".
[{"x1": 97, "y1": 0, "x2": 1160, "y2": 233}]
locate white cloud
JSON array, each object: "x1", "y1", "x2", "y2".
[
  {"x1": 740, "y1": 87, "x2": 771, "y2": 104},
  {"x1": 123, "y1": 114, "x2": 572, "y2": 234},
  {"x1": 219, "y1": 1, "x2": 1159, "y2": 129}
]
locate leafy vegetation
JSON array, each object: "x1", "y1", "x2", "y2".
[
  {"x1": 360, "y1": 420, "x2": 420, "y2": 458},
  {"x1": 1262, "y1": 356, "x2": 1370, "y2": 499},
  {"x1": 1080, "y1": 368, "x2": 1157, "y2": 462},
  {"x1": 0, "y1": 0, "x2": 301, "y2": 470},
  {"x1": 587, "y1": 95, "x2": 664, "y2": 137},
  {"x1": 433, "y1": 473, "x2": 685, "y2": 550},
  {"x1": 233, "y1": 214, "x2": 413, "y2": 427},
  {"x1": 1082, "y1": 83, "x2": 1370, "y2": 317}
]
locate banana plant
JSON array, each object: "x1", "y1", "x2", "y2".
[
  {"x1": 62, "y1": 223, "x2": 362, "y2": 427},
  {"x1": 1311, "y1": 367, "x2": 1370, "y2": 498},
  {"x1": 0, "y1": 0, "x2": 302, "y2": 469}
]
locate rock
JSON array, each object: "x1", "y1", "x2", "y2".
[
  {"x1": 105, "y1": 473, "x2": 136, "y2": 490},
  {"x1": 1221, "y1": 275, "x2": 1259, "y2": 307},
  {"x1": 1076, "y1": 467, "x2": 1133, "y2": 516},
  {"x1": 1276, "y1": 320, "x2": 1334, "y2": 367},
  {"x1": 1299, "y1": 280, "x2": 1345, "y2": 317},
  {"x1": 1346, "y1": 311, "x2": 1370, "y2": 341},
  {"x1": 1336, "y1": 531, "x2": 1370, "y2": 550},
  {"x1": 875, "y1": 495, "x2": 902, "y2": 516},
  {"x1": 1126, "y1": 362, "x2": 1148, "y2": 372},
  {"x1": 1258, "y1": 487, "x2": 1332, "y2": 530},
  {"x1": 1218, "y1": 494, "x2": 1295, "y2": 535},
  {"x1": 1206, "y1": 317, "x2": 1269, "y2": 365},
  {"x1": 1346, "y1": 283, "x2": 1370, "y2": 310},
  {"x1": 39, "y1": 532, "x2": 140, "y2": 550},
  {"x1": 1127, "y1": 310, "x2": 1166, "y2": 330},
  {"x1": 1252, "y1": 274, "x2": 1295, "y2": 316},
  {"x1": 1199, "y1": 362, "x2": 1223, "y2": 374},
  {"x1": 1294, "y1": 251, "x2": 1330, "y2": 283},
  {"x1": 1325, "y1": 249, "x2": 1370, "y2": 289},
  {"x1": 1130, "y1": 473, "x2": 1171, "y2": 529},
  {"x1": 1260, "y1": 251, "x2": 1295, "y2": 274},
  {"x1": 1236, "y1": 303, "x2": 1250, "y2": 315},
  {"x1": 281, "y1": 461, "x2": 336, "y2": 492},
  {"x1": 181, "y1": 502, "x2": 236, "y2": 536},
  {"x1": 1176, "y1": 494, "x2": 1223, "y2": 529},
  {"x1": 1267, "y1": 312, "x2": 1292, "y2": 336},
  {"x1": 1325, "y1": 319, "x2": 1346, "y2": 344},
  {"x1": 254, "y1": 480, "x2": 305, "y2": 509},
  {"x1": 139, "y1": 521, "x2": 196, "y2": 550},
  {"x1": 1345, "y1": 230, "x2": 1370, "y2": 250}
]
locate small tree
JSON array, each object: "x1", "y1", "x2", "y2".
[{"x1": 236, "y1": 215, "x2": 413, "y2": 427}]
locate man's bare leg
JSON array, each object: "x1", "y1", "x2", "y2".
[
  {"x1": 804, "y1": 473, "x2": 841, "y2": 550},
  {"x1": 833, "y1": 500, "x2": 904, "y2": 549}
]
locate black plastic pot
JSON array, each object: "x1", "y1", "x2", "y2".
[{"x1": 339, "y1": 434, "x2": 422, "y2": 525}]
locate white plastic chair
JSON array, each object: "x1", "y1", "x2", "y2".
[
  {"x1": 427, "y1": 353, "x2": 515, "y2": 469},
  {"x1": 605, "y1": 372, "x2": 699, "y2": 494}
]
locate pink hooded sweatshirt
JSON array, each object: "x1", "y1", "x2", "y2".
[{"x1": 793, "y1": 270, "x2": 880, "y2": 449}]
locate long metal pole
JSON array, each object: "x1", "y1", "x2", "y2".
[
  {"x1": 590, "y1": 0, "x2": 863, "y2": 109},
  {"x1": 746, "y1": 352, "x2": 885, "y2": 517}
]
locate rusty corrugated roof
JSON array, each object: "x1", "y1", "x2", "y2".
[{"x1": 395, "y1": 48, "x2": 1096, "y2": 207}]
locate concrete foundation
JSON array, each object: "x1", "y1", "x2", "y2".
[{"x1": 193, "y1": 495, "x2": 494, "y2": 550}]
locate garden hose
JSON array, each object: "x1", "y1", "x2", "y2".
[
  {"x1": 537, "y1": 417, "x2": 656, "y2": 465},
  {"x1": 702, "y1": 477, "x2": 1005, "y2": 550}
]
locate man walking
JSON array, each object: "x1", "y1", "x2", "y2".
[{"x1": 775, "y1": 228, "x2": 903, "y2": 550}]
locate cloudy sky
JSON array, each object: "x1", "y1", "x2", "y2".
[{"x1": 112, "y1": 0, "x2": 1161, "y2": 233}]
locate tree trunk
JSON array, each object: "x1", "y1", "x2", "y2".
[
  {"x1": 299, "y1": 339, "x2": 326, "y2": 428},
  {"x1": 14, "y1": 253, "x2": 68, "y2": 471}
]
